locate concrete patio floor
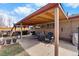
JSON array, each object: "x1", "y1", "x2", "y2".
[{"x1": 18, "y1": 34, "x2": 78, "y2": 56}]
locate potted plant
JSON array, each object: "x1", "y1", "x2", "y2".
[
  {"x1": 6, "y1": 39, "x2": 11, "y2": 44},
  {"x1": 0, "y1": 40, "x2": 5, "y2": 45},
  {"x1": 13, "y1": 38, "x2": 17, "y2": 43}
]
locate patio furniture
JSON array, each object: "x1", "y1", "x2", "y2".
[
  {"x1": 12, "y1": 32, "x2": 18, "y2": 36},
  {"x1": 45, "y1": 32, "x2": 54, "y2": 43},
  {"x1": 22, "y1": 30, "x2": 29, "y2": 35},
  {"x1": 35, "y1": 32, "x2": 40, "y2": 39},
  {"x1": 38, "y1": 32, "x2": 45, "y2": 41},
  {"x1": 31, "y1": 31, "x2": 36, "y2": 35}
]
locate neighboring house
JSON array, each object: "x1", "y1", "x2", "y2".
[{"x1": 0, "y1": 26, "x2": 12, "y2": 31}]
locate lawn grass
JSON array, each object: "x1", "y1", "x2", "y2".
[{"x1": 0, "y1": 43, "x2": 28, "y2": 56}]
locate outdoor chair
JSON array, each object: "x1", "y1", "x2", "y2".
[
  {"x1": 22, "y1": 30, "x2": 29, "y2": 35},
  {"x1": 31, "y1": 31, "x2": 36, "y2": 35},
  {"x1": 35, "y1": 32, "x2": 40, "y2": 38},
  {"x1": 38, "y1": 32, "x2": 45, "y2": 41},
  {"x1": 45, "y1": 32, "x2": 54, "y2": 43}
]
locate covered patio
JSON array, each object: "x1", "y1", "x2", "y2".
[
  {"x1": 14, "y1": 3, "x2": 77, "y2": 56},
  {"x1": 18, "y1": 34, "x2": 77, "y2": 56}
]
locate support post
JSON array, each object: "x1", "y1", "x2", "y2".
[
  {"x1": 10, "y1": 25, "x2": 15, "y2": 37},
  {"x1": 77, "y1": 27, "x2": 79, "y2": 56},
  {"x1": 54, "y1": 7, "x2": 59, "y2": 56},
  {"x1": 20, "y1": 23, "x2": 22, "y2": 39},
  {"x1": 14, "y1": 25, "x2": 16, "y2": 33}
]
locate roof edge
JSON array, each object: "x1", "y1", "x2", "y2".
[
  {"x1": 15, "y1": 3, "x2": 68, "y2": 25},
  {"x1": 58, "y1": 3, "x2": 68, "y2": 20},
  {"x1": 15, "y1": 3, "x2": 59, "y2": 25}
]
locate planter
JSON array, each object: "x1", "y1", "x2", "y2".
[
  {"x1": 0, "y1": 40, "x2": 5, "y2": 45},
  {"x1": 6, "y1": 39, "x2": 11, "y2": 44},
  {"x1": 0, "y1": 37, "x2": 5, "y2": 45},
  {"x1": 13, "y1": 38, "x2": 17, "y2": 43}
]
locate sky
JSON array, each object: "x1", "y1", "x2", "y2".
[{"x1": 0, "y1": 3, "x2": 79, "y2": 27}]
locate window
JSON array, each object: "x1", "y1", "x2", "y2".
[
  {"x1": 47, "y1": 24, "x2": 50, "y2": 28},
  {"x1": 41, "y1": 25, "x2": 44, "y2": 28},
  {"x1": 51, "y1": 23, "x2": 54, "y2": 28},
  {"x1": 61, "y1": 27, "x2": 63, "y2": 32}
]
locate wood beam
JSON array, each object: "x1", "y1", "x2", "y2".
[
  {"x1": 11, "y1": 26, "x2": 14, "y2": 32},
  {"x1": 45, "y1": 11, "x2": 54, "y2": 17},
  {"x1": 23, "y1": 20, "x2": 54, "y2": 25},
  {"x1": 20, "y1": 23, "x2": 22, "y2": 39},
  {"x1": 37, "y1": 16, "x2": 52, "y2": 20},
  {"x1": 54, "y1": 7, "x2": 59, "y2": 56},
  {"x1": 10, "y1": 25, "x2": 15, "y2": 37},
  {"x1": 14, "y1": 25, "x2": 16, "y2": 32}
]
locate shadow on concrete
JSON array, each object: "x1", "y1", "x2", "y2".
[
  {"x1": 18, "y1": 35, "x2": 40, "y2": 50},
  {"x1": 59, "y1": 40, "x2": 78, "y2": 52}
]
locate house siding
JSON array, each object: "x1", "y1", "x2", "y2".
[
  {"x1": 33, "y1": 17, "x2": 79, "y2": 41},
  {"x1": 59, "y1": 18, "x2": 79, "y2": 40}
]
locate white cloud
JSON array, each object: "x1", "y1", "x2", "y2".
[
  {"x1": 66, "y1": 3, "x2": 79, "y2": 8},
  {"x1": 0, "y1": 3, "x2": 48, "y2": 27},
  {"x1": 14, "y1": 3, "x2": 48, "y2": 17},
  {"x1": 14, "y1": 6, "x2": 33, "y2": 16},
  {"x1": 0, "y1": 10, "x2": 17, "y2": 27},
  {"x1": 34, "y1": 3, "x2": 48, "y2": 7}
]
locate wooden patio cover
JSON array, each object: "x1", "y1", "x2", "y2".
[
  {"x1": 15, "y1": 3, "x2": 68, "y2": 56},
  {"x1": 16, "y1": 3, "x2": 68, "y2": 25}
]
